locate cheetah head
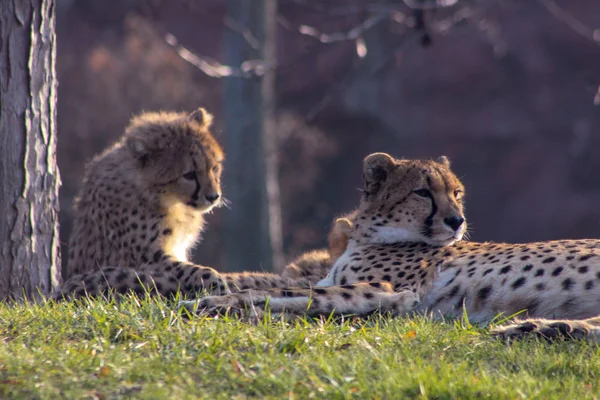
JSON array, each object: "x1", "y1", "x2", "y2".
[
  {"x1": 125, "y1": 107, "x2": 224, "y2": 212},
  {"x1": 354, "y1": 152, "x2": 466, "y2": 247}
]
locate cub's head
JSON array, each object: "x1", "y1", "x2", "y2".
[
  {"x1": 355, "y1": 152, "x2": 466, "y2": 247},
  {"x1": 125, "y1": 107, "x2": 224, "y2": 212},
  {"x1": 282, "y1": 212, "x2": 355, "y2": 282}
]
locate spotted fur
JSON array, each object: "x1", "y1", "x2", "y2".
[
  {"x1": 58, "y1": 108, "x2": 308, "y2": 300},
  {"x1": 183, "y1": 153, "x2": 600, "y2": 343}
]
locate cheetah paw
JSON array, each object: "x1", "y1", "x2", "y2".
[
  {"x1": 178, "y1": 295, "x2": 265, "y2": 323},
  {"x1": 380, "y1": 290, "x2": 421, "y2": 316},
  {"x1": 491, "y1": 319, "x2": 592, "y2": 342},
  {"x1": 179, "y1": 294, "x2": 240, "y2": 313}
]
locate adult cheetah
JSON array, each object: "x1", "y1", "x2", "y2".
[
  {"x1": 58, "y1": 108, "x2": 309, "y2": 299},
  {"x1": 184, "y1": 152, "x2": 600, "y2": 342}
]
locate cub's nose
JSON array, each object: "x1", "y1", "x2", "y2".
[
  {"x1": 205, "y1": 193, "x2": 220, "y2": 203},
  {"x1": 444, "y1": 216, "x2": 465, "y2": 231}
]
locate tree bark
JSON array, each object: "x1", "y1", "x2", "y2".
[
  {"x1": 222, "y1": 0, "x2": 283, "y2": 272},
  {"x1": 0, "y1": 0, "x2": 61, "y2": 301}
]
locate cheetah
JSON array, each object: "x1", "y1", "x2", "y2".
[
  {"x1": 184, "y1": 152, "x2": 600, "y2": 342},
  {"x1": 58, "y1": 108, "x2": 308, "y2": 299},
  {"x1": 281, "y1": 214, "x2": 354, "y2": 285}
]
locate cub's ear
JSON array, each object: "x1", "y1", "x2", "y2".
[
  {"x1": 126, "y1": 133, "x2": 158, "y2": 168},
  {"x1": 328, "y1": 217, "x2": 353, "y2": 260},
  {"x1": 189, "y1": 107, "x2": 213, "y2": 128},
  {"x1": 363, "y1": 153, "x2": 395, "y2": 194},
  {"x1": 127, "y1": 135, "x2": 149, "y2": 160},
  {"x1": 332, "y1": 217, "x2": 353, "y2": 236},
  {"x1": 437, "y1": 155, "x2": 451, "y2": 168}
]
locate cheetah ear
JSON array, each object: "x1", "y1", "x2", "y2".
[
  {"x1": 363, "y1": 153, "x2": 395, "y2": 193},
  {"x1": 126, "y1": 135, "x2": 153, "y2": 167},
  {"x1": 328, "y1": 218, "x2": 353, "y2": 260},
  {"x1": 332, "y1": 217, "x2": 353, "y2": 236},
  {"x1": 189, "y1": 107, "x2": 213, "y2": 128},
  {"x1": 437, "y1": 155, "x2": 451, "y2": 168},
  {"x1": 127, "y1": 136, "x2": 148, "y2": 158}
]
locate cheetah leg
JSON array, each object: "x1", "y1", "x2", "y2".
[
  {"x1": 55, "y1": 267, "x2": 178, "y2": 300},
  {"x1": 491, "y1": 316, "x2": 600, "y2": 343},
  {"x1": 143, "y1": 261, "x2": 311, "y2": 296},
  {"x1": 57, "y1": 257, "x2": 233, "y2": 300},
  {"x1": 179, "y1": 282, "x2": 420, "y2": 321},
  {"x1": 58, "y1": 265, "x2": 309, "y2": 300},
  {"x1": 221, "y1": 272, "x2": 311, "y2": 292},
  {"x1": 140, "y1": 258, "x2": 231, "y2": 296}
]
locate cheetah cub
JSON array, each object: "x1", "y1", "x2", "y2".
[
  {"x1": 58, "y1": 108, "x2": 307, "y2": 299},
  {"x1": 185, "y1": 153, "x2": 600, "y2": 342},
  {"x1": 281, "y1": 213, "x2": 354, "y2": 285}
]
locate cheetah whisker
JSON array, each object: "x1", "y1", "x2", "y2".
[{"x1": 218, "y1": 196, "x2": 232, "y2": 209}]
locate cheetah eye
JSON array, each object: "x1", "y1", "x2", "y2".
[
  {"x1": 413, "y1": 188, "x2": 431, "y2": 198},
  {"x1": 183, "y1": 171, "x2": 196, "y2": 181},
  {"x1": 211, "y1": 164, "x2": 220, "y2": 173},
  {"x1": 454, "y1": 190, "x2": 464, "y2": 200}
]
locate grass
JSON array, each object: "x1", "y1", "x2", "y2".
[{"x1": 0, "y1": 296, "x2": 599, "y2": 399}]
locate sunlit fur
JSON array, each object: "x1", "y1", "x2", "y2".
[
  {"x1": 188, "y1": 154, "x2": 600, "y2": 344},
  {"x1": 61, "y1": 107, "x2": 328, "y2": 298},
  {"x1": 352, "y1": 153, "x2": 466, "y2": 248},
  {"x1": 64, "y1": 108, "x2": 224, "y2": 280},
  {"x1": 125, "y1": 108, "x2": 224, "y2": 213}
]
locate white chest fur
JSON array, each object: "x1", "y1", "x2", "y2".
[
  {"x1": 369, "y1": 227, "x2": 423, "y2": 244},
  {"x1": 162, "y1": 203, "x2": 204, "y2": 262},
  {"x1": 316, "y1": 243, "x2": 361, "y2": 287}
]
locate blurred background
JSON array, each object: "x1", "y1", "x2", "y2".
[{"x1": 56, "y1": 0, "x2": 600, "y2": 275}]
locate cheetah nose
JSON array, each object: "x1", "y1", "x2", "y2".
[
  {"x1": 205, "y1": 193, "x2": 220, "y2": 203},
  {"x1": 444, "y1": 216, "x2": 465, "y2": 231}
]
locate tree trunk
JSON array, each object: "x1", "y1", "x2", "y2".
[
  {"x1": 0, "y1": 0, "x2": 61, "y2": 301},
  {"x1": 222, "y1": 0, "x2": 283, "y2": 272}
]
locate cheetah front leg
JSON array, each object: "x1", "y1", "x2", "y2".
[
  {"x1": 140, "y1": 255, "x2": 231, "y2": 296},
  {"x1": 57, "y1": 258, "x2": 231, "y2": 300},
  {"x1": 180, "y1": 282, "x2": 421, "y2": 321},
  {"x1": 56, "y1": 267, "x2": 178, "y2": 300},
  {"x1": 491, "y1": 316, "x2": 600, "y2": 343},
  {"x1": 221, "y1": 272, "x2": 311, "y2": 291}
]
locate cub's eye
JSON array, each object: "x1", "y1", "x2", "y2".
[
  {"x1": 211, "y1": 164, "x2": 220, "y2": 173},
  {"x1": 413, "y1": 188, "x2": 431, "y2": 197},
  {"x1": 183, "y1": 171, "x2": 196, "y2": 180},
  {"x1": 454, "y1": 190, "x2": 464, "y2": 200}
]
